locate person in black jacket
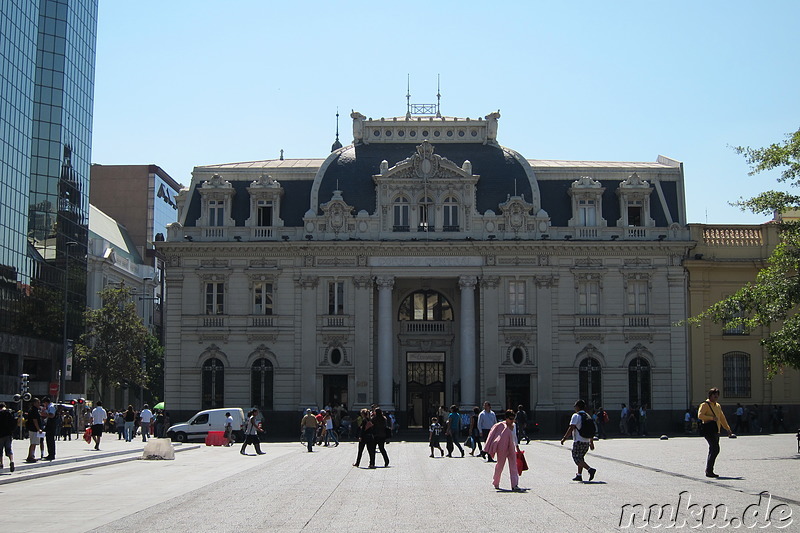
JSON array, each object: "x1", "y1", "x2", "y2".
[
  {"x1": 0, "y1": 402, "x2": 16, "y2": 472},
  {"x1": 370, "y1": 407, "x2": 390, "y2": 468}
]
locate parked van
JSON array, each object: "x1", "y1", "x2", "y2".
[{"x1": 167, "y1": 408, "x2": 245, "y2": 443}]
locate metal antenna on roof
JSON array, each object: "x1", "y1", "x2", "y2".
[
  {"x1": 335, "y1": 108, "x2": 340, "y2": 142},
  {"x1": 436, "y1": 74, "x2": 441, "y2": 118},
  {"x1": 280, "y1": 149, "x2": 284, "y2": 161},
  {"x1": 406, "y1": 74, "x2": 411, "y2": 119}
]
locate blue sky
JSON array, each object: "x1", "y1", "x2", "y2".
[{"x1": 91, "y1": 1, "x2": 800, "y2": 224}]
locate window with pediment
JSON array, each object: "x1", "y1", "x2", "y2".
[
  {"x1": 617, "y1": 173, "x2": 654, "y2": 228},
  {"x1": 198, "y1": 174, "x2": 235, "y2": 228},
  {"x1": 568, "y1": 176, "x2": 606, "y2": 227}
]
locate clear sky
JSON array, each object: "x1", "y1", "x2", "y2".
[{"x1": 91, "y1": 1, "x2": 800, "y2": 224}]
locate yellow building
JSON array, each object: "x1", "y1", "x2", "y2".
[{"x1": 686, "y1": 223, "x2": 799, "y2": 432}]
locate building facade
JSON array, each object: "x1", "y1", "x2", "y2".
[
  {"x1": 686, "y1": 223, "x2": 800, "y2": 429},
  {"x1": 0, "y1": 0, "x2": 98, "y2": 401},
  {"x1": 159, "y1": 110, "x2": 693, "y2": 433},
  {"x1": 90, "y1": 164, "x2": 183, "y2": 341}
]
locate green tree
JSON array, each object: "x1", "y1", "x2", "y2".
[
  {"x1": 74, "y1": 284, "x2": 155, "y2": 400},
  {"x1": 690, "y1": 128, "x2": 800, "y2": 376}
]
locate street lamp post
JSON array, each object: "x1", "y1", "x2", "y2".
[{"x1": 61, "y1": 241, "x2": 77, "y2": 402}]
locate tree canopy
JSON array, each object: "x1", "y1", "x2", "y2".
[
  {"x1": 74, "y1": 284, "x2": 159, "y2": 400},
  {"x1": 691, "y1": 127, "x2": 800, "y2": 376}
]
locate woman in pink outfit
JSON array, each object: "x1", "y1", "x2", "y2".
[{"x1": 482, "y1": 409, "x2": 521, "y2": 491}]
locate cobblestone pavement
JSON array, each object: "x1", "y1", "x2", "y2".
[{"x1": 1, "y1": 433, "x2": 797, "y2": 532}]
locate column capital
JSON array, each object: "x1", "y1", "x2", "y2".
[
  {"x1": 375, "y1": 276, "x2": 395, "y2": 290},
  {"x1": 354, "y1": 275, "x2": 373, "y2": 289},
  {"x1": 459, "y1": 275, "x2": 478, "y2": 290}
]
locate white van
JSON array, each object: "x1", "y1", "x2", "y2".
[{"x1": 167, "y1": 408, "x2": 245, "y2": 443}]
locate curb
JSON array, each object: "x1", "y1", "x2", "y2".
[{"x1": 0, "y1": 444, "x2": 201, "y2": 485}]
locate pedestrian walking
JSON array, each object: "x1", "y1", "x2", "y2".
[
  {"x1": 477, "y1": 402, "x2": 497, "y2": 462},
  {"x1": 352, "y1": 408, "x2": 375, "y2": 467},
  {"x1": 223, "y1": 412, "x2": 234, "y2": 446},
  {"x1": 371, "y1": 407, "x2": 390, "y2": 468},
  {"x1": 324, "y1": 411, "x2": 339, "y2": 447},
  {"x1": 301, "y1": 409, "x2": 318, "y2": 453},
  {"x1": 240, "y1": 409, "x2": 265, "y2": 455},
  {"x1": 123, "y1": 405, "x2": 135, "y2": 442},
  {"x1": 62, "y1": 410, "x2": 74, "y2": 441},
  {"x1": 697, "y1": 387, "x2": 734, "y2": 478},
  {"x1": 114, "y1": 410, "x2": 124, "y2": 440},
  {"x1": 428, "y1": 417, "x2": 444, "y2": 457},
  {"x1": 90, "y1": 401, "x2": 107, "y2": 450},
  {"x1": 619, "y1": 403, "x2": 629, "y2": 435},
  {"x1": 560, "y1": 399, "x2": 597, "y2": 482},
  {"x1": 445, "y1": 405, "x2": 465, "y2": 457},
  {"x1": 467, "y1": 406, "x2": 483, "y2": 456},
  {"x1": 0, "y1": 402, "x2": 15, "y2": 473},
  {"x1": 515, "y1": 405, "x2": 530, "y2": 444},
  {"x1": 139, "y1": 404, "x2": 153, "y2": 442},
  {"x1": 483, "y1": 409, "x2": 521, "y2": 491}
]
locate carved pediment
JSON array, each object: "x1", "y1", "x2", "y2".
[
  {"x1": 378, "y1": 141, "x2": 474, "y2": 180},
  {"x1": 319, "y1": 190, "x2": 355, "y2": 234},
  {"x1": 498, "y1": 195, "x2": 534, "y2": 231}
]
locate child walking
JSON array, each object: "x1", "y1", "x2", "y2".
[{"x1": 429, "y1": 417, "x2": 444, "y2": 457}]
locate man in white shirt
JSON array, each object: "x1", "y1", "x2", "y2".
[
  {"x1": 139, "y1": 405, "x2": 153, "y2": 442},
  {"x1": 90, "y1": 401, "x2": 107, "y2": 451},
  {"x1": 477, "y1": 401, "x2": 497, "y2": 462},
  {"x1": 561, "y1": 399, "x2": 596, "y2": 482}
]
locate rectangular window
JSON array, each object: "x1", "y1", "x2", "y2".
[
  {"x1": 205, "y1": 282, "x2": 224, "y2": 314},
  {"x1": 578, "y1": 281, "x2": 599, "y2": 315},
  {"x1": 443, "y1": 204, "x2": 459, "y2": 230},
  {"x1": 509, "y1": 280, "x2": 526, "y2": 314},
  {"x1": 393, "y1": 204, "x2": 409, "y2": 230},
  {"x1": 627, "y1": 201, "x2": 642, "y2": 226},
  {"x1": 253, "y1": 282, "x2": 273, "y2": 315},
  {"x1": 627, "y1": 280, "x2": 648, "y2": 315},
  {"x1": 723, "y1": 352, "x2": 751, "y2": 398},
  {"x1": 578, "y1": 199, "x2": 596, "y2": 226},
  {"x1": 328, "y1": 281, "x2": 344, "y2": 315},
  {"x1": 209, "y1": 200, "x2": 224, "y2": 226},
  {"x1": 257, "y1": 202, "x2": 273, "y2": 226}
]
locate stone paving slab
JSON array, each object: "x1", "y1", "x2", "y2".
[{"x1": 1, "y1": 434, "x2": 797, "y2": 532}]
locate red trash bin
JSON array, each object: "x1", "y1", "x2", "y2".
[{"x1": 205, "y1": 431, "x2": 226, "y2": 446}]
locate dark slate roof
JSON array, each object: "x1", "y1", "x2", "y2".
[
  {"x1": 318, "y1": 143, "x2": 533, "y2": 216},
  {"x1": 184, "y1": 179, "x2": 314, "y2": 227}
]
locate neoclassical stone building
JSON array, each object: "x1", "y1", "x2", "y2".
[{"x1": 158, "y1": 109, "x2": 693, "y2": 433}]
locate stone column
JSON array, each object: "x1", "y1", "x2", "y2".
[
  {"x1": 535, "y1": 276, "x2": 556, "y2": 410},
  {"x1": 376, "y1": 276, "x2": 395, "y2": 409},
  {"x1": 459, "y1": 276, "x2": 478, "y2": 407},
  {"x1": 353, "y1": 276, "x2": 373, "y2": 409},
  {"x1": 297, "y1": 275, "x2": 319, "y2": 409}
]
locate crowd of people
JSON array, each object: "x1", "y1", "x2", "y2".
[{"x1": 0, "y1": 396, "x2": 169, "y2": 473}]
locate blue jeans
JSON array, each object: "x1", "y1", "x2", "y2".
[
  {"x1": 303, "y1": 427, "x2": 316, "y2": 452},
  {"x1": 124, "y1": 422, "x2": 134, "y2": 442},
  {"x1": 325, "y1": 427, "x2": 339, "y2": 446}
]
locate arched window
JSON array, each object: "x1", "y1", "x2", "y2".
[
  {"x1": 579, "y1": 357, "x2": 602, "y2": 408},
  {"x1": 418, "y1": 196, "x2": 433, "y2": 232},
  {"x1": 628, "y1": 357, "x2": 651, "y2": 408},
  {"x1": 398, "y1": 290, "x2": 453, "y2": 321},
  {"x1": 251, "y1": 358, "x2": 273, "y2": 410},
  {"x1": 723, "y1": 352, "x2": 750, "y2": 398},
  {"x1": 443, "y1": 196, "x2": 459, "y2": 231},
  {"x1": 201, "y1": 358, "x2": 224, "y2": 409},
  {"x1": 393, "y1": 196, "x2": 409, "y2": 231}
]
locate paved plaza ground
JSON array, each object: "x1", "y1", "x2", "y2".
[{"x1": 0, "y1": 432, "x2": 797, "y2": 532}]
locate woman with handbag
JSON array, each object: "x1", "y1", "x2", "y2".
[
  {"x1": 240, "y1": 409, "x2": 265, "y2": 455},
  {"x1": 352, "y1": 408, "x2": 375, "y2": 467},
  {"x1": 482, "y1": 409, "x2": 522, "y2": 491},
  {"x1": 697, "y1": 387, "x2": 735, "y2": 478}
]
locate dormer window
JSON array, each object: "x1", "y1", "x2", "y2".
[
  {"x1": 198, "y1": 174, "x2": 235, "y2": 232},
  {"x1": 568, "y1": 176, "x2": 605, "y2": 228},
  {"x1": 617, "y1": 173, "x2": 654, "y2": 228},
  {"x1": 443, "y1": 196, "x2": 459, "y2": 231},
  {"x1": 393, "y1": 196, "x2": 409, "y2": 231},
  {"x1": 246, "y1": 175, "x2": 284, "y2": 236}
]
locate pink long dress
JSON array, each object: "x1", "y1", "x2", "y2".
[{"x1": 482, "y1": 421, "x2": 519, "y2": 488}]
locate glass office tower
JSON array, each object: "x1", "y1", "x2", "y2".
[{"x1": 0, "y1": 0, "x2": 98, "y2": 398}]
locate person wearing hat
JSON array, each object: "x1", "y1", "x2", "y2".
[{"x1": 300, "y1": 409, "x2": 318, "y2": 452}]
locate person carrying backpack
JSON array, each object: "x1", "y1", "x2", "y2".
[{"x1": 560, "y1": 399, "x2": 597, "y2": 482}]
